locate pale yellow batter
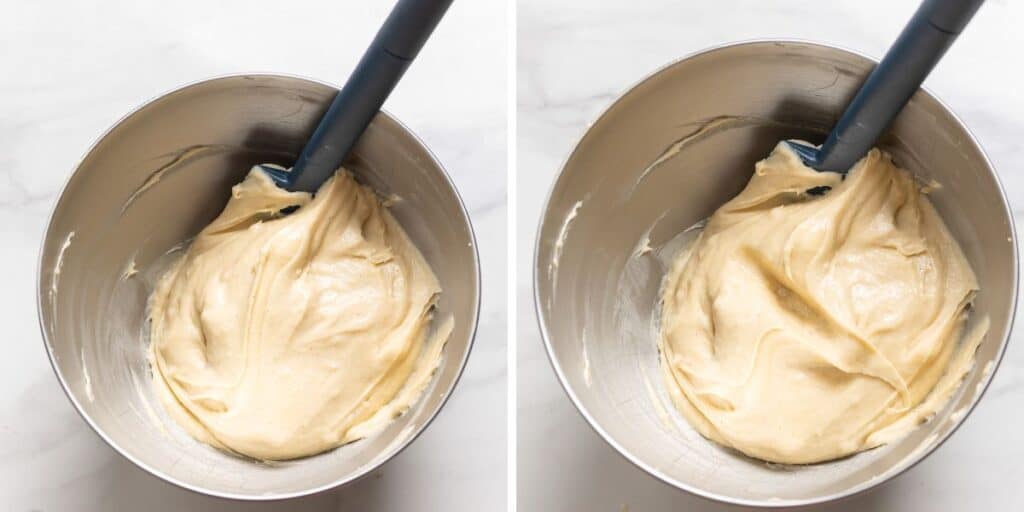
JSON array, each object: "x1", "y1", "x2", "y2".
[
  {"x1": 148, "y1": 166, "x2": 450, "y2": 461},
  {"x1": 659, "y1": 142, "x2": 985, "y2": 464}
]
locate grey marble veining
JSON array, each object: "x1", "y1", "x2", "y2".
[
  {"x1": 517, "y1": 0, "x2": 1024, "y2": 510},
  {"x1": 0, "y1": 1, "x2": 506, "y2": 510}
]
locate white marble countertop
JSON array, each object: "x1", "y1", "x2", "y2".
[
  {"x1": 0, "y1": 1, "x2": 506, "y2": 510},
  {"x1": 517, "y1": 0, "x2": 1024, "y2": 510}
]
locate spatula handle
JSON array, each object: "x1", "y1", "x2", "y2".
[
  {"x1": 287, "y1": 0, "x2": 454, "y2": 192},
  {"x1": 814, "y1": 0, "x2": 984, "y2": 172}
]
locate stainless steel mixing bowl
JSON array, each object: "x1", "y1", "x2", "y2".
[
  {"x1": 535, "y1": 40, "x2": 1016, "y2": 507},
  {"x1": 38, "y1": 74, "x2": 479, "y2": 499}
]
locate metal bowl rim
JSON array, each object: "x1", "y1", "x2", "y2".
[
  {"x1": 532, "y1": 38, "x2": 1018, "y2": 508},
  {"x1": 36, "y1": 72, "x2": 482, "y2": 501}
]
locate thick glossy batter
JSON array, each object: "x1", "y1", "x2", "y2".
[
  {"x1": 148, "y1": 167, "x2": 449, "y2": 461},
  {"x1": 659, "y1": 143, "x2": 984, "y2": 464}
]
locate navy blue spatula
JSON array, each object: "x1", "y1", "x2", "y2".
[
  {"x1": 788, "y1": 0, "x2": 984, "y2": 173},
  {"x1": 259, "y1": 0, "x2": 453, "y2": 192}
]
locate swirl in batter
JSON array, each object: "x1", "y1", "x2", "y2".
[
  {"x1": 148, "y1": 167, "x2": 449, "y2": 461},
  {"x1": 659, "y1": 143, "x2": 985, "y2": 464}
]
